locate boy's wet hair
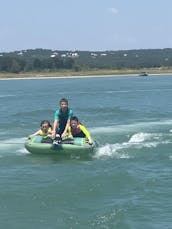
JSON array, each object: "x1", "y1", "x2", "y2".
[
  {"x1": 40, "y1": 120, "x2": 52, "y2": 127},
  {"x1": 59, "y1": 98, "x2": 68, "y2": 105},
  {"x1": 70, "y1": 116, "x2": 79, "y2": 122}
]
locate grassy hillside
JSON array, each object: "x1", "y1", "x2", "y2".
[{"x1": 1, "y1": 48, "x2": 172, "y2": 75}]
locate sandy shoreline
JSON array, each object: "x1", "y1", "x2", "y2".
[
  {"x1": 0, "y1": 70, "x2": 172, "y2": 80},
  {"x1": 0, "y1": 74, "x2": 135, "y2": 80}
]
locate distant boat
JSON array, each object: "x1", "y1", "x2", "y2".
[{"x1": 139, "y1": 72, "x2": 148, "y2": 76}]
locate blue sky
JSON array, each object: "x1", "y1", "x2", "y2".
[{"x1": 0, "y1": 0, "x2": 171, "y2": 52}]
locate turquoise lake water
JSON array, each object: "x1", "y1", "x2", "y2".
[{"x1": 0, "y1": 75, "x2": 172, "y2": 228}]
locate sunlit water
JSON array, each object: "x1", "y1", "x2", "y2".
[{"x1": 0, "y1": 75, "x2": 172, "y2": 228}]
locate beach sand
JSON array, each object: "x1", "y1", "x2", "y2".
[{"x1": 0, "y1": 69, "x2": 172, "y2": 80}]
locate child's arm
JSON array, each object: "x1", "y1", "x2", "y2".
[
  {"x1": 61, "y1": 109, "x2": 73, "y2": 138},
  {"x1": 28, "y1": 130, "x2": 40, "y2": 139},
  {"x1": 61, "y1": 119, "x2": 70, "y2": 138},
  {"x1": 52, "y1": 120, "x2": 59, "y2": 137},
  {"x1": 52, "y1": 110, "x2": 60, "y2": 137},
  {"x1": 80, "y1": 125, "x2": 93, "y2": 144}
]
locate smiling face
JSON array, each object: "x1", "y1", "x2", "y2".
[
  {"x1": 60, "y1": 101, "x2": 68, "y2": 112},
  {"x1": 41, "y1": 123, "x2": 49, "y2": 133},
  {"x1": 70, "y1": 120, "x2": 78, "y2": 129}
]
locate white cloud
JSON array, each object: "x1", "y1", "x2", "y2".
[{"x1": 108, "y1": 7, "x2": 119, "y2": 15}]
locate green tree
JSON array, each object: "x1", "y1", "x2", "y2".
[
  {"x1": 64, "y1": 58, "x2": 74, "y2": 69},
  {"x1": 33, "y1": 58, "x2": 42, "y2": 69},
  {"x1": 10, "y1": 59, "x2": 21, "y2": 73}
]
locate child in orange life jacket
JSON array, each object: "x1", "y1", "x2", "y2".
[
  {"x1": 29, "y1": 120, "x2": 52, "y2": 138},
  {"x1": 67, "y1": 116, "x2": 93, "y2": 145}
]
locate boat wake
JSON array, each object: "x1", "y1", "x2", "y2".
[
  {"x1": 91, "y1": 119, "x2": 172, "y2": 135},
  {"x1": 90, "y1": 119, "x2": 172, "y2": 159},
  {"x1": 94, "y1": 132, "x2": 172, "y2": 159},
  {"x1": 0, "y1": 137, "x2": 29, "y2": 156}
]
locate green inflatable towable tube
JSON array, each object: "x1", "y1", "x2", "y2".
[{"x1": 25, "y1": 135, "x2": 96, "y2": 155}]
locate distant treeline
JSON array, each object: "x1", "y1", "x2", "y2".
[
  {"x1": 1, "y1": 48, "x2": 172, "y2": 73},
  {"x1": 0, "y1": 56, "x2": 75, "y2": 73}
]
